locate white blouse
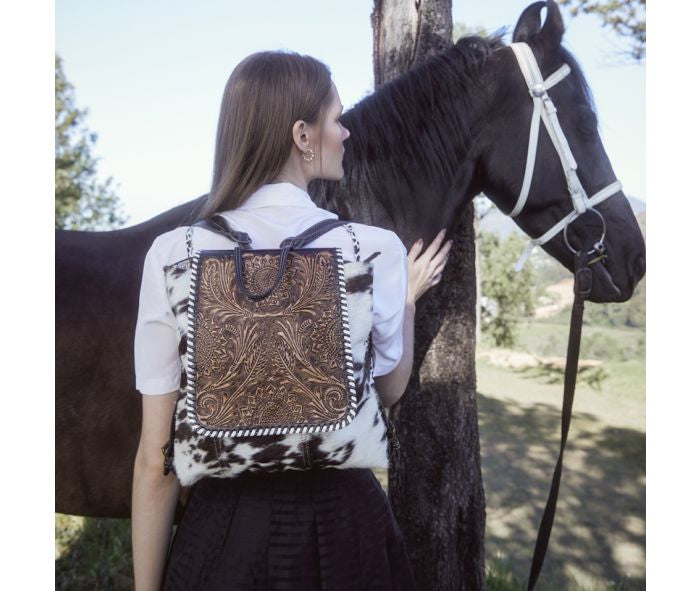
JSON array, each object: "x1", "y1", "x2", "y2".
[{"x1": 134, "y1": 181, "x2": 408, "y2": 395}]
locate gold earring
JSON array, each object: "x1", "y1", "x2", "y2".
[{"x1": 302, "y1": 148, "x2": 315, "y2": 162}]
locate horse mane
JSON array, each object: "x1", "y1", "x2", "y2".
[
  {"x1": 559, "y1": 44, "x2": 597, "y2": 115},
  {"x1": 336, "y1": 32, "x2": 506, "y2": 204}
]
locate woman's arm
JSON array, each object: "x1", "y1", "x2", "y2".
[
  {"x1": 132, "y1": 391, "x2": 181, "y2": 591},
  {"x1": 374, "y1": 229, "x2": 452, "y2": 408},
  {"x1": 374, "y1": 301, "x2": 416, "y2": 409}
]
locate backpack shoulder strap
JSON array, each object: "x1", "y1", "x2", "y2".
[
  {"x1": 191, "y1": 214, "x2": 253, "y2": 248},
  {"x1": 280, "y1": 218, "x2": 349, "y2": 249},
  {"x1": 188, "y1": 214, "x2": 362, "y2": 260},
  {"x1": 290, "y1": 219, "x2": 365, "y2": 263}
]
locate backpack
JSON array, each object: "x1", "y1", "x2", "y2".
[{"x1": 160, "y1": 214, "x2": 399, "y2": 487}]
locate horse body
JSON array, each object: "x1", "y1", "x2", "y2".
[
  {"x1": 56, "y1": 1, "x2": 645, "y2": 517},
  {"x1": 56, "y1": 202, "x2": 201, "y2": 516}
]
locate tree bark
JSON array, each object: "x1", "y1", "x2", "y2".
[
  {"x1": 475, "y1": 212, "x2": 482, "y2": 344},
  {"x1": 371, "y1": 1, "x2": 486, "y2": 589}
]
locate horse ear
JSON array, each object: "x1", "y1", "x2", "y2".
[
  {"x1": 539, "y1": 0, "x2": 564, "y2": 49},
  {"x1": 512, "y1": 1, "x2": 546, "y2": 43}
]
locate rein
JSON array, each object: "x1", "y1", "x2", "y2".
[
  {"x1": 502, "y1": 42, "x2": 616, "y2": 589},
  {"x1": 526, "y1": 250, "x2": 595, "y2": 590}
]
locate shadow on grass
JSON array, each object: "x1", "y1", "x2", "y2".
[
  {"x1": 478, "y1": 391, "x2": 645, "y2": 590},
  {"x1": 55, "y1": 516, "x2": 133, "y2": 590}
]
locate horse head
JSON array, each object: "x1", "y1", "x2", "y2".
[{"x1": 474, "y1": 0, "x2": 645, "y2": 302}]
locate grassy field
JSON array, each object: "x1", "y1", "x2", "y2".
[
  {"x1": 56, "y1": 514, "x2": 133, "y2": 590},
  {"x1": 476, "y1": 316, "x2": 645, "y2": 590}
]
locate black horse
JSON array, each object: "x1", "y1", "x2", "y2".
[{"x1": 56, "y1": 1, "x2": 645, "y2": 518}]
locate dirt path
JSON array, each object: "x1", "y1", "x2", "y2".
[{"x1": 534, "y1": 278, "x2": 575, "y2": 319}]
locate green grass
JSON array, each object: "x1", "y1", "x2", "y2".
[
  {"x1": 511, "y1": 318, "x2": 645, "y2": 362},
  {"x1": 486, "y1": 558, "x2": 642, "y2": 590},
  {"x1": 55, "y1": 514, "x2": 133, "y2": 590},
  {"x1": 479, "y1": 317, "x2": 645, "y2": 404},
  {"x1": 598, "y1": 357, "x2": 646, "y2": 402},
  {"x1": 477, "y1": 315, "x2": 645, "y2": 589}
]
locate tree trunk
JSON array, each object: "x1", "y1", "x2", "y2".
[
  {"x1": 371, "y1": 1, "x2": 486, "y2": 589},
  {"x1": 474, "y1": 213, "x2": 482, "y2": 345}
]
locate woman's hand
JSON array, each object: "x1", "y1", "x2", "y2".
[{"x1": 407, "y1": 228, "x2": 453, "y2": 305}]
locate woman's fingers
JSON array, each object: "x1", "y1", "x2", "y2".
[
  {"x1": 411, "y1": 228, "x2": 450, "y2": 261},
  {"x1": 406, "y1": 229, "x2": 453, "y2": 302},
  {"x1": 434, "y1": 253, "x2": 449, "y2": 275},
  {"x1": 408, "y1": 238, "x2": 423, "y2": 261},
  {"x1": 423, "y1": 228, "x2": 448, "y2": 259},
  {"x1": 434, "y1": 239, "x2": 452, "y2": 265},
  {"x1": 440, "y1": 238, "x2": 453, "y2": 257},
  {"x1": 428, "y1": 238, "x2": 452, "y2": 272}
]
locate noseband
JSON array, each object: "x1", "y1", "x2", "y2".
[{"x1": 508, "y1": 42, "x2": 621, "y2": 272}]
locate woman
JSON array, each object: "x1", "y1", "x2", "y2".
[{"x1": 132, "y1": 50, "x2": 452, "y2": 591}]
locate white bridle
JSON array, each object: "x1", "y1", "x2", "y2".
[{"x1": 507, "y1": 42, "x2": 622, "y2": 272}]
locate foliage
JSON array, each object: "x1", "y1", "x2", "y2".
[
  {"x1": 55, "y1": 514, "x2": 133, "y2": 590},
  {"x1": 538, "y1": 276, "x2": 646, "y2": 330},
  {"x1": 55, "y1": 54, "x2": 128, "y2": 230},
  {"x1": 556, "y1": 0, "x2": 646, "y2": 61},
  {"x1": 584, "y1": 276, "x2": 646, "y2": 328},
  {"x1": 513, "y1": 317, "x2": 644, "y2": 363},
  {"x1": 531, "y1": 243, "x2": 645, "y2": 330},
  {"x1": 528, "y1": 247, "x2": 571, "y2": 285},
  {"x1": 479, "y1": 231, "x2": 539, "y2": 348},
  {"x1": 453, "y1": 22, "x2": 489, "y2": 43}
]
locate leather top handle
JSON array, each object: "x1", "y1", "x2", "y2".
[{"x1": 193, "y1": 215, "x2": 350, "y2": 301}]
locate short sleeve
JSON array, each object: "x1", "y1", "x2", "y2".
[
  {"x1": 371, "y1": 232, "x2": 408, "y2": 376},
  {"x1": 133, "y1": 237, "x2": 181, "y2": 395}
]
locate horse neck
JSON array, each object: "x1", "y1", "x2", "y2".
[{"x1": 328, "y1": 44, "x2": 493, "y2": 239}]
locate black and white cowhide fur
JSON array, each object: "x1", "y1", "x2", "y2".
[{"x1": 163, "y1": 224, "x2": 390, "y2": 487}]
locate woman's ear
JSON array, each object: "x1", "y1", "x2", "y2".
[{"x1": 291, "y1": 120, "x2": 309, "y2": 151}]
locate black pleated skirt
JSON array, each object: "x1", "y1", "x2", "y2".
[{"x1": 163, "y1": 467, "x2": 417, "y2": 591}]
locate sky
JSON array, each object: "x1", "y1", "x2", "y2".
[{"x1": 55, "y1": 0, "x2": 645, "y2": 226}]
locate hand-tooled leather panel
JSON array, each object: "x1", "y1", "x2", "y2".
[{"x1": 192, "y1": 248, "x2": 352, "y2": 430}]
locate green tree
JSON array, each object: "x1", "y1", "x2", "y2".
[
  {"x1": 583, "y1": 275, "x2": 646, "y2": 328},
  {"x1": 55, "y1": 54, "x2": 128, "y2": 230},
  {"x1": 479, "y1": 231, "x2": 538, "y2": 348},
  {"x1": 557, "y1": 0, "x2": 646, "y2": 61}
]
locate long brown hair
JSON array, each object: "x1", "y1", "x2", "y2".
[{"x1": 196, "y1": 50, "x2": 333, "y2": 221}]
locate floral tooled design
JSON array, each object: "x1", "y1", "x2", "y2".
[
  {"x1": 194, "y1": 314, "x2": 230, "y2": 377},
  {"x1": 243, "y1": 254, "x2": 291, "y2": 307},
  {"x1": 248, "y1": 383, "x2": 305, "y2": 426},
  {"x1": 308, "y1": 308, "x2": 343, "y2": 369},
  {"x1": 192, "y1": 249, "x2": 352, "y2": 431}
]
